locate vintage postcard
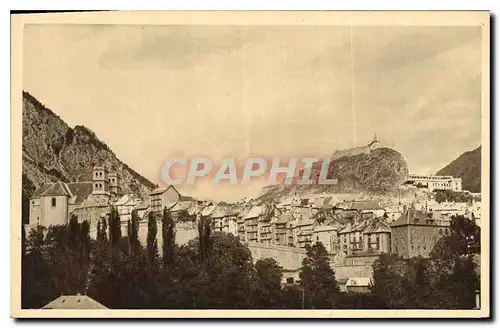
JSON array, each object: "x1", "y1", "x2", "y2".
[{"x1": 11, "y1": 11, "x2": 490, "y2": 318}]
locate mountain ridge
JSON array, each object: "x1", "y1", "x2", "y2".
[
  {"x1": 436, "y1": 146, "x2": 481, "y2": 193},
  {"x1": 22, "y1": 91, "x2": 157, "y2": 206}
]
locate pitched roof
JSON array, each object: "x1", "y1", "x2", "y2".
[
  {"x1": 42, "y1": 295, "x2": 108, "y2": 309},
  {"x1": 200, "y1": 204, "x2": 216, "y2": 216},
  {"x1": 66, "y1": 182, "x2": 93, "y2": 205},
  {"x1": 150, "y1": 187, "x2": 168, "y2": 195},
  {"x1": 32, "y1": 183, "x2": 53, "y2": 198},
  {"x1": 314, "y1": 225, "x2": 337, "y2": 232},
  {"x1": 338, "y1": 222, "x2": 352, "y2": 234},
  {"x1": 238, "y1": 207, "x2": 251, "y2": 218},
  {"x1": 391, "y1": 208, "x2": 446, "y2": 227},
  {"x1": 228, "y1": 204, "x2": 244, "y2": 216},
  {"x1": 297, "y1": 218, "x2": 315, "y2": 227},
  {"x1": 243, "y1": 205, "x2": 266, "y2": 219},
  {"x1": 363, "y1": 219, "x2": 391, "y2": 234},
  {"x1": 186, "y1": 202, "x2": 203, "y2": 216},
  {"x1": 346, "y1": 277, "x2": 373, "y2": 287},
  {"x1": 350, "y1": 201, "x2": 382, "y2": 211},
  {"x1": 40, "y1": 181, "x2": 72, "y2": 197},
  {"x1": 150, "y1": 185, "x2": 180, "y2": 196},
  {"x1": 276, "y1": 214, "x2": 293, "y2": 224},
  {"x1": 211, "y1": 206, "x2": 230, "y2": 219},
  {"x1": 114, "y1": 194, "x2": 132, "y2": 206},
  {"x1": 135, "y1": 199, "x2": 150, "y2": 210},
  {"x1": 170, "y1": 201, "x2": 193, "y2": 213},
  {"x1": 351, "y1": 219, "x2": 370, "y2": 232},
  {"x1": 277, "y1": 197, "x2": 294, "y2": 207}
]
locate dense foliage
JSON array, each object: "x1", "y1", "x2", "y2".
[
  {"x1": 22, "y1": 210, "x2": 480, "y2": 310},
  {"x1": 434, "y1": 189, "x2": 479, "y2": 203},
  {"x1": 371, "y1": 215, "x2": 480, "y2": 309}
]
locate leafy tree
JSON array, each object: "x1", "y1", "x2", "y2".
[
  {"x1": 22, "y1": 219, "x2": 93, "y2": 309},
  {"x1": 434, "y1": 190, "x2": 476, "y2": 204},
  {"x1": 22, "y1": 225, "x2": 51, "y2": 309},
  {"x1": 281, "y1": 283, "x2": 303, "y2": 309},
  {"x1": 171, "y1": 233, "x2": 255, "y2": 309},
  {"x1": 254, "y1": 258, "x2": 283, "y2": 308},
  {"x1": 430, "y1": 215, "x2": 480, "y2": 260},
  {"x1": 372, "y1": 253, "x2": 403, "y2": 308},
  {"x1": 299, "y1": 242, "x2": 339, "y2": 308},
  {"x1": 428, "y1": 215, "x2": 481, "y2": 309}
]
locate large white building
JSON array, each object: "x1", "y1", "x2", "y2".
[{"x1": 405, "y1": 174, "x2": 462, "y2": 192}]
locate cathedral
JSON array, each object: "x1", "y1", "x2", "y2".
[{"x1": 28, "y1": 165, "x2": 122, "y2": 227}]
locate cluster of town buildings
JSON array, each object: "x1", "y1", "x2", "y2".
[
  {"x1": 26, "y1": 165, "x2": 481, "y2": 292},
  {"x1": 28, "y1": 165, "x2": 480, "y2": 255}
]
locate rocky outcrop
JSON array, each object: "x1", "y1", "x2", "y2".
[{"x1": 258, "y1": 147, "x2": 409, "y2": 200}]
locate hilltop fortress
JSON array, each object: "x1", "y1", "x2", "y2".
[{"x1": 330, "y1": 134, "x2": 380, "y2": 161}]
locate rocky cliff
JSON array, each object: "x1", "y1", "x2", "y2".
[{"x1": 22, "y1": 91, "x2": 157, "y2": 201}]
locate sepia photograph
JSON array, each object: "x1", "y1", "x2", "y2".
[{"x1": 10, "y1": 11, "x2": 490, "y2": 318}]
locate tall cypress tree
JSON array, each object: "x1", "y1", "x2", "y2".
[
  {"x1": 109, "y1": 206, "x2": 121, "y2": 249},
  {"x1": 197, "y1": 215, "x2": 212, "y2": 262},
  {"x1": 97, "y1": 217, "x2": 108, "y2": 245},
  {"x1": 96, "y1": 220, "x2": 102, "y2": 243},
  {"x1": 147, "y1": 211, "x2": 158, "y2": 267},
  {"x1": 128, "y1": 209, "x2": 141, "y2": 259},
  {"x1": 161, "y1": 207, "x2": 175, "y2": 269}
]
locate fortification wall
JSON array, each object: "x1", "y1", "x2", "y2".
[
  {"x1": 247, "y1": 242, "x2": 307, "y2": 270},
  {"x1": 175, "y1": 222, "x2": 199, "y2": 245},
  {"x1": 333, "y1": 265, "x2": 373, "y2": 281},
  {"x1": 331, "y1": 146, "x2": 370, "y2": 161}
]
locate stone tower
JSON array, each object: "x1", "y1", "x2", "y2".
[
  {"x1": 92, "y1": 165, "x2": 110, "y2": 205},
  {"x1": 108, "y1": 171, "x2": 121, "y2": 196}
]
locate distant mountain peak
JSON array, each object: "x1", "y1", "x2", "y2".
[{"x1": 436, "y1": 146, "x2": 481, "y2": 193}]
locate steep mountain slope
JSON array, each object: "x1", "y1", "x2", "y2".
[
  {"x1": 258, "y1": 147, "x2": 409, "y2": 200},
  {"x1": 22, "y1": 91, "x2": 157, "y2": 201},
  {"x1": 436, "y1": 146, "x2": 481, "y2": 193}
]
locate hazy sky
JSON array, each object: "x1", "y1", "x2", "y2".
[{"x1": 23, "y1": 24, "x2": 483, "y2": 201}]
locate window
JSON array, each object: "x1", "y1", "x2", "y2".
[{"x1": 51, "y1": 197, "x2": 56, "y2": 207}]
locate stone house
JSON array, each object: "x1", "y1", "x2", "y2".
[
  {"x1": 391, "y1": 205, "x2": 451, "y2": 259},
  {"x1": 149, "y1": 185, "x2": 180, "y2": 215}
]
